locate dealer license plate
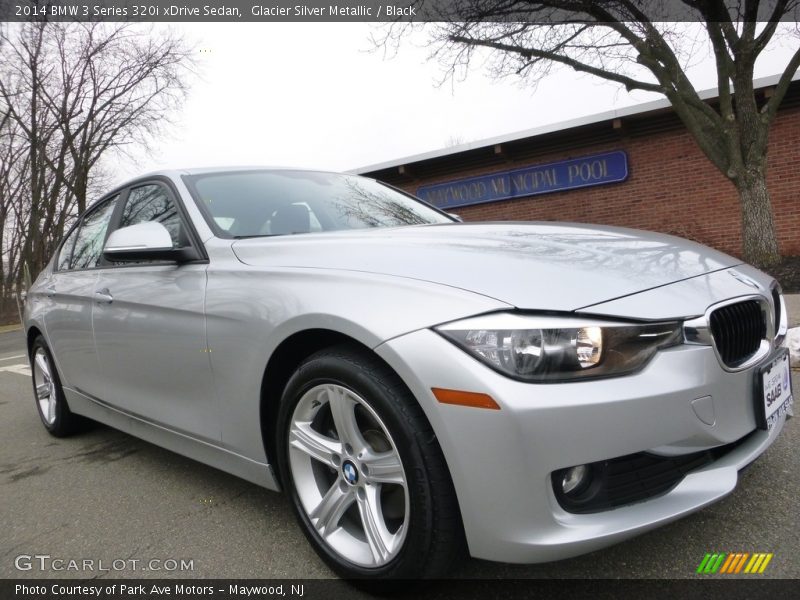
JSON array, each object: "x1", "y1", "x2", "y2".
[{"x1": 758, "y1": 349, "x2": 793, "y2": 431}]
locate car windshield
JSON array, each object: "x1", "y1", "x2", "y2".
[{"x1": 184, "y1": 170, "x2": 453, "y2": 238}]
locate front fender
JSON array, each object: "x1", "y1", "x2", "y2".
[{"x1": 204, "y1": 265, "x2": 510, "y2": 463}]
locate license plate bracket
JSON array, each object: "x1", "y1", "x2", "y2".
[{"x1": 755, "y1": 348, "x2": 793, "y2": 431}]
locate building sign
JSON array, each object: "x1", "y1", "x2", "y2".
[{"x1": 417, "y1": 150, "x2": 628, "y2": 209}]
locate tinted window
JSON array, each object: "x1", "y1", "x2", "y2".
[
  {"x1": 121, "y1": 184, "x2": 184, "y2": 248},
  {"x1": 69, "y1": 197, "x2": 119, "y2": 270},
  {"x1": 186, "y1": 171, "x2": 452, "y2": 238}
]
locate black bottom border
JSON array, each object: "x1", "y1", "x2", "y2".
[{"x1": 3, "y1": 579, "x2": 799, "y2": 600}]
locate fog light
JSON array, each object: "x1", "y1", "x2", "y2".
[{"x1": 561, "y1": 464, "x2": 590, "y2": 495}]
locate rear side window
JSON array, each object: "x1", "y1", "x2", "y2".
[
  {"x1": 121, "y1": 184, "x2": 184, "y2": 248},
  {"x1": 67, "y1": 196, "x2": 119, "y2": 270}
]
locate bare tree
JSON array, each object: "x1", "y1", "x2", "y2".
[
  {"x1": 0, "y1": 21, "x2": 194, "y2": 316},
  {"x1": 381, "y1": 0, "x2": 800, "y2": 267}
]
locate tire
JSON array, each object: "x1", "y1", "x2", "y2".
[
  {"x1": 276, "y1": 345, "x2": 463, "y2": 581},
  {"x1": 30, "y1": 335, "x2": 83, "y2": 437}
]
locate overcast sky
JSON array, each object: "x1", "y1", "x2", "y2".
[{"x1": 113, "y1": 23, "x2": 799, "y2": 185}]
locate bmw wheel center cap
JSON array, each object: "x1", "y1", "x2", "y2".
[{"x1": 342, "y1": 460, "x2": 359, "y2": 485}]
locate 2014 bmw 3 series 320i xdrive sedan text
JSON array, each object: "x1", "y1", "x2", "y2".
[{"x1": 25, "y1": 168, "x2": 793, "y2": 579}]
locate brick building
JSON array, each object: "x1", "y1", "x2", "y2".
[{"x1": 354, "y1": 74, "x2": 800, "y2": 258}]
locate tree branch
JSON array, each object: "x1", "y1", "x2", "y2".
[
  {"x1": 448, "y1": 34, "x2": 663, "y2": 93},
  {"x1": 761, "y1": 45, "x2": 800, "y2": 125}
]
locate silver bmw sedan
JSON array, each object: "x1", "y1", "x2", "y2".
[{"x1": 24, "y1": 168, "x2": 793, "y2": 579}]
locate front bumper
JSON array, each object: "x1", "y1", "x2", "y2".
[{"x1": 375, "y1": 328, "x2": 790, "y2": 563}]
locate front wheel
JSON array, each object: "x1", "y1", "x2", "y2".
[{"x1": 276, "y1": 346, "x2": 463, "y2": 580}]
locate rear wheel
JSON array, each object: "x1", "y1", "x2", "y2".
[
  {"x1": 277, "y1": 345, "x2": 462, "y2": 580},
  {"x1": 30, "y1": 336, "x2": 83, "y2": 437}
]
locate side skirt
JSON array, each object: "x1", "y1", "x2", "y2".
[{"x1": 64, "y1": 387, "x2": 280, "y2": 492}]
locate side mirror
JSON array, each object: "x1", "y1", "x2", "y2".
[
  {"x1": 103, "y1": 222, "x2": 200, "y2": 263},
  {"x1": 447, "y1": 213, "x2": 463, "y2": 222}
]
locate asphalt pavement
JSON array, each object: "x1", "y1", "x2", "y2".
[{"x1": 0, "y1": 329, "x2": 798, "y2": 583}]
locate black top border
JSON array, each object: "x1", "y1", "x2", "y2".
[{"x1": 2, "y1": 0, "x2": 799, "y2": 23}]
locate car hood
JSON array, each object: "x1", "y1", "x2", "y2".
[{"x1": 231, "y1": 222, "x2": 741, "y2": 311}]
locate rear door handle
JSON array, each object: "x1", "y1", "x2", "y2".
[{"x1": 93, "y1": 288, "x2": 113, "y2": 304}]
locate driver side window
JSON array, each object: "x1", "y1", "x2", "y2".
[{"x1": 121, "y1": 184, "x2": 186, "y2": 248}]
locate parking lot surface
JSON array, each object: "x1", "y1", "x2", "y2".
[{"x1": 1, "y1": 328, "x2": 798, "y2": 581}]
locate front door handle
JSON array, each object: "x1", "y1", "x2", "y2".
[{"x1": 93, "y1": 288, "x2": 113, "y2": 304}]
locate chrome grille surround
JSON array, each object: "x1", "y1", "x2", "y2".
[
  {"x1": 771, "y1": 282, "x2": 788, "y2": 347},
  {"x1": 709, "y1": 300, "x2": 765, "y2": 367},
  {"x1": 683, "y1": 295, "x2": 775, "y2": 372}
]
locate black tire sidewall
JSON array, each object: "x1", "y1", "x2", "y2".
[{"x1": 276, "y1": 349, "x2": 441, "y2": 580}]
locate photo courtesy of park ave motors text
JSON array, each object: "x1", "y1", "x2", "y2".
[{"x1": 1, "y1": 0, "x2": 800, "y2": 590}]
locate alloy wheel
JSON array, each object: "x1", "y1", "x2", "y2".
[
  {"x1": 32, "y1": 347, "x2": 57, "y2": 426},
  {"x1": 287, "y1": 383, "x2": 409, "y2": 567}
]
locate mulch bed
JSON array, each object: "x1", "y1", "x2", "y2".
[{"x1": 764, "y1": 256, "x2": 800, "y2": 293}]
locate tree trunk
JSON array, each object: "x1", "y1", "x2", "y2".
[{"x1": 736, "y1": 170, "x2": 781, "y2": 268}]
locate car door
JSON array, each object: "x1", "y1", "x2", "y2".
[
  {"x1": 42, "y1": 195, "x2": 120, "y2": 398},
  {"x1": 91, "y1": 180, "x2": 218, "y2": 441}
]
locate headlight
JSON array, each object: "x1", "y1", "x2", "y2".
[{"x1": 435, "y1": 313, "x2": 682, "y2": 382}]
